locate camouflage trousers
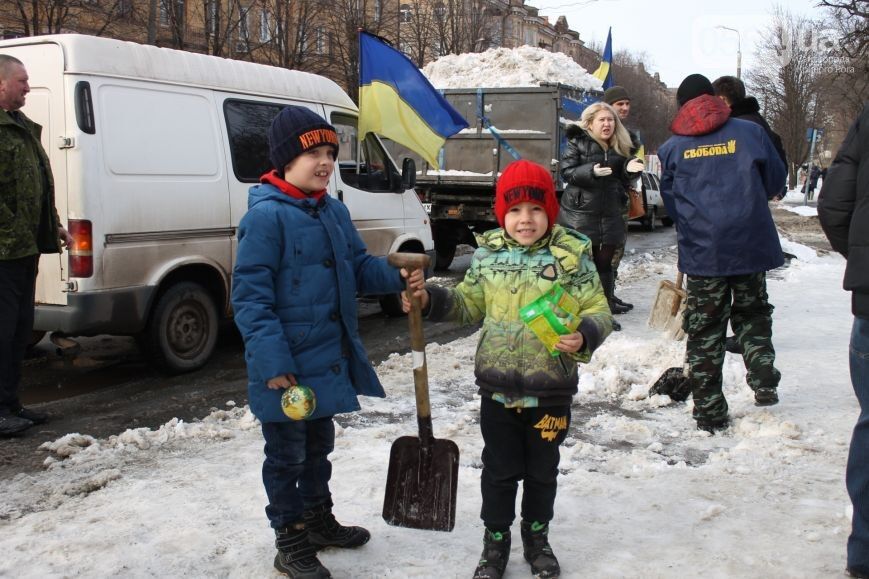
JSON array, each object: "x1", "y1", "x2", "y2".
[{"x1": 683, "y1": 272, "x2": 781, "y2": 423}]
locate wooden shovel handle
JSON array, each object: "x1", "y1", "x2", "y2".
[{"x1": 387, "y1": 253, "x2": 434, "y2": 436}]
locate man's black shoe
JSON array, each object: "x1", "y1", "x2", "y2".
[
  {"x1": 612, "y1": 295, "x2": 634, "y2": 311},
  {"x1": 14, "y1": 407, "x2": 48, "y2": 425},
  {"x1": 0, "y1": 413, "x2": 33, "y2": 436},
  {"x1": 696, "y1": 418, "x2": 729, "y2": 434},
  {"x1": 725, "y1": 336, "x2": 743, "y2": 354},
  {"x1": 754, "y1": 387, "x2": 779, "y2": 407}
]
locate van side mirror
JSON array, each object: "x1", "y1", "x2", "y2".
[{"x1": 401, "y1": 158, "x2": 416, "y2": 190}]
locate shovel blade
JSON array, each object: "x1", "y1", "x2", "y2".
[
  {"x1": 382, "y1": 435, "x2": 460, "y2": 532},
  {"x1": 648, "y1": 280, "x2": 687, "y2": 338}
]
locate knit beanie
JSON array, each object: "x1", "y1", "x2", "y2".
[
  {"x1": 676, "y1": 74, "x2": 714, "y2": 106},
  {"x1": 268, "y1": 105, "x2": 339, "y2": 171},
  {"x1": 603, "y1": 85, "x2": 630, "y2": 105},
  {"x1": 494, "y1": 160, "x2": 559, "y2": 229}
]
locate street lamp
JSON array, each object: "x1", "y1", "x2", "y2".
[{"x1": 716, "y1": 25, "x2": 742, "y2": 79}]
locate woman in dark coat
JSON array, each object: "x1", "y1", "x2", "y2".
[{"x1": 557, "y1": 102, "x2": 643, "y2": 327}]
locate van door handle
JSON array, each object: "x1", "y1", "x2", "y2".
[{"x1": 337, "y1": 189, "x2": 344, "y2": 203}]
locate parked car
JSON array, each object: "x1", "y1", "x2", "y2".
[{"x1": 631, "y1": 171, "x2": 673, "y2": 231}]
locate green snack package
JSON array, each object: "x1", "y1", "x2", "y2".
[{"x1": 519, "y1": 283, "x2": 581, "y2": 356}]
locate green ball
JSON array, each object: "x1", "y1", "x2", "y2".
[{"x1": 281, "y1": 385, "x2": 316, "y2": 420}]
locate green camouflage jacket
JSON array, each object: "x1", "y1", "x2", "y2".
[
  {"x1": 0, "y1": 108, "x2": 60, "y2": 260},
  {"x1": 427, "y1": 225, "x2": 613, "y2": 401}
]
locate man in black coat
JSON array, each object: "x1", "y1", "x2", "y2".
[
  {"x1": 818, "y1": 102, "x2": 869, "y2": 579},
  {"x1": 713, "y1": 75, "x2": 790, "y2": 355},
  {"x1": 713, "y1": 76, "x2": 788, "y2": 196}
]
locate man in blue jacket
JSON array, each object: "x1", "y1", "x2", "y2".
[
  {"x1": 818, "y1": 102, "x2": 869, "y2": 579},
  {"x1": 658, "y1": 74, "x2": 787, "y2": 433}
]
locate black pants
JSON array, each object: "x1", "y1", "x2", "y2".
[
  {"x1": 0, "y1": 255, "x2": 38, "y2": 413},
  {"x1": 479, "y1": 396, "x2": 571, "y2": 530}
]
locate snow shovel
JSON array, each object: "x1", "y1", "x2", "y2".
[
  {"x1": 648, "y1": 271, "x2": 687, "y2": 341},
  {"x1": 382, "y1": 253, "x2": 459, "y2": 532}
]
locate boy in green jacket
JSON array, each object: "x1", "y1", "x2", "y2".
[{"x1": 403, "y1": 160, "x2": 612, "y2": 579}]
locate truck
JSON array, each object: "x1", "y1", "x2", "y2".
[
  {"x1": 384, "y1": 83, "x2": 598, "y2": 270},
  {"x1": 1, "y1": 34, "x2": 434, "y2": 373}
]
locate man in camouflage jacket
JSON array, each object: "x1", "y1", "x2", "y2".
[{"x1": 0, "y1": 54, "x2": 71, "y2": 436}]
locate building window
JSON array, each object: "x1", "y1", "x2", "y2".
[
  {"x1": 206, "y1": 0, "x2": 218, "y2": 34},
  {"x1": 400, "y1": 4, "x2": 412, "y2": 23},
  {"x1": 374, "y1": 0, "x2": 382, "y2": 21},
  {"x1": 260, "y1": 9, "x2": 272, "y2": 43},
  {"x1": 237, "y1": 5, "x2": 251, "y2": 51},
  {"x1": 159, "y1": 0, "x2": 170, "y2": 25},
  {"x1": 316, "y1": 27, "x2": 326, "y2": 54}
]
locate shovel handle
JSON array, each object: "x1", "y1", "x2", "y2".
[{"x1": 388, "y1": 253, "x2": 434, "y2": 435}]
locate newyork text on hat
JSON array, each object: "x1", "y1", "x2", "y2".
[
  {"x1": 494, "y1": 160, "x2": 560, "y2": 229},
  {"x1": 268, "y1": 105, "x2": 339, "y2": 171}
]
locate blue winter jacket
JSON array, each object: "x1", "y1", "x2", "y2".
[
  {"x1": 231, "y1": 181, "x2": 404, "y2": 422},
  {"x1": 658, "y1": 95, "x2": 786, "y2": 276}
]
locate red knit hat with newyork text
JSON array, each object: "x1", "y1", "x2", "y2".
[{"x1": 494, "y1": 160, "x2": 560, "y2": 230}]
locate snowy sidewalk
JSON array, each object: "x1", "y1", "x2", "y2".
[{"x1": 0, "y1": 239, "x2": 856, "y2": 578}]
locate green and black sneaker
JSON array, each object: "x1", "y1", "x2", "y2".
[{"x1": 521, "y1": 521, "x2": 560, "y2": 578}]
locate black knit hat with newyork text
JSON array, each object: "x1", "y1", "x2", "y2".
[{"x1": 268, "y1": 105, "x2": 339, "y2": 171}]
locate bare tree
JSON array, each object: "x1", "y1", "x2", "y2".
[
  {"x1": 399, "y1": 0, "x2": 437, "y2": 67},
  {"x1": 747, "y1": 6, "x2": 826, "y2": 187},
  {"x1": 610, "y1": 51, "x2": 677, "y2": 153},
  {"x1": 320, "y1": 0, "x2": 398, "y2": 101},
  {"x1": 814, "y1": 0, "x2": 868, "y2": 143},
  {"x1": 10, "y1": 0, "x2": 81, "y2": 35},
  {"x1": 251, "y1": 0, "x2": 325, "y2": 72}
]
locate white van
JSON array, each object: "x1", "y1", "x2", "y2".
[{"x1": 0, "y1": 34, "x2": 434, "y2": 373}]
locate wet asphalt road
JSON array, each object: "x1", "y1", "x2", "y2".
[{"x1": 1, "y1": 224, "x2": 676, "y2": 478}]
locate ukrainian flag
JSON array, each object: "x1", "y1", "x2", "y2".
[
  {"x1": 358, "y1": 31, "x2": 468, "y2": 168},
  {"x1": 593, "y1": 28, "x2": 613, "y2": 90}
]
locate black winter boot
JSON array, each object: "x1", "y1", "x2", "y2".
[
  {"x1": 274, "y1": 525, "x2": 331, "y2": 578},
  {"x1": 473, "y1": 528, "x2": 511, "y2": 579},
  {"x1": 303, "y1": 503, "x2": 370, "y2": 549},
  {"x1": 521, "y1": 521, "x2": 560, "y2": 578},
  {"x1": 598, "y1": 271, "x2": 623, "y2": 331}
]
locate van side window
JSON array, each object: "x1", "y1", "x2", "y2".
[
  {"x1": 224, "y1": 100, "x2": 285, "y2": 182},
  {"x1": 331, "y1": 114, "x2": 399, "y2": 192}
]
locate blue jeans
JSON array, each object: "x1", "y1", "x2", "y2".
[
  {"x1": 849, "y1": 316, "x2": 869, "y2": 572},
  {"x1": 261, "y1": 417, "x2": 335, "y2": 529}
]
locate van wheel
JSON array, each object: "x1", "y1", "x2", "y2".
[
  {"x1": 143, "y1": 282, "x2": 218, "y2": 374},
  {"x1": 642, "y1": 206, "x2": 657, "y2": 232}
]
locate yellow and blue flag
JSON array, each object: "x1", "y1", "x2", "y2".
[
  {"x1": 358, "y1": 31, "x2": 468, "y2": 167},
  {"x1": 593, "y1": 28, "x2": 613, "y2": 90}
]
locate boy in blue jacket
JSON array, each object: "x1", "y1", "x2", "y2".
[
  {"x1": 231, "y1": 106, "x2": 405, "y2": 578},
  {"x1": 658, "y1": 74, "x2": 787, "y2": 433}
]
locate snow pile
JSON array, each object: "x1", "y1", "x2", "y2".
[{"x1": 423, "y1": 45, "x2": 602, "y2": 90}]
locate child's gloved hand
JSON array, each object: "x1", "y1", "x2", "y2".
[
  {"x1": 626, "y1": 158, "x2": 644, "y2": 173},
  {"x1": 400, "y1": 267, "x2": 429, "y2": 313},
  {"x1": 554, "y1": 331, "x2": 585, "y2": 353},
  {"x1": 593, "y1": 164, "x2": 613, "y2": 177}
]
